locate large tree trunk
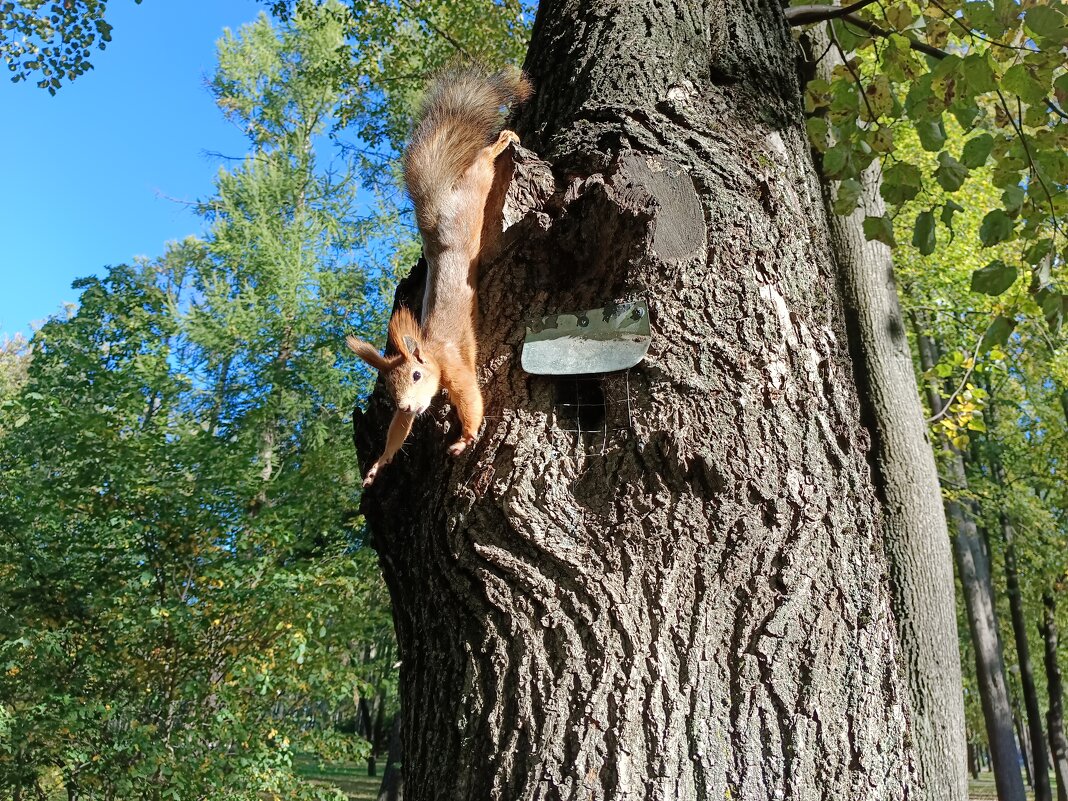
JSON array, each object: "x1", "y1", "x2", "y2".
[
  {"x1": 912, "y1": 323, "x2": 1026, "y2": 801},
  {"x1": 801, "y1": 29, "x2": 967, "y2": 801},
  {"x1": 1042, "y1": 591, "x2": 1068, "y2": 801},
  {"x1": 355, "y1": 1, "x2": 913, "y2": 798}
]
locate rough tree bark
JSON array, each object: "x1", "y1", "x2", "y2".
[
  {"x1": 355, "y1": 1, "x2": 913, "y2": 798},
  {"x1": 1042, "y1": 591, "x2": 1068, "y2": 801},
  {"x1": 912, "y1": 322, "x2": 1026, "y2": 801},
  {"x1": 800, "y1": 27, "x2": 967, "y2": 801}
]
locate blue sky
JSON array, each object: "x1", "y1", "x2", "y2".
[{"x1": 0, "y1": 0, "x2": 267, "y2": 338}]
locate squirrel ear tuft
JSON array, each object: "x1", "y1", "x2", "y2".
[
  {"x1": 388, "y1": 306, "x2": 423, "y2": 360},
  {"x1": 346, "y1": 336, "x2": 394, "y2": 372}
]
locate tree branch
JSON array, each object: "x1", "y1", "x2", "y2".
[{"x1": 784, "y1": 0, "x2": 881, "y2": 25}]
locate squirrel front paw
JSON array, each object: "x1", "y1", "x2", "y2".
[
  {"x1": 362, "y1": 459, "x2": 388, "y2": 487},
  {"x1": 447, "y1": 435, "x2": 476, "y2": 457}
]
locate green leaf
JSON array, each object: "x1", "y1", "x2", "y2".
[
  {"x1": 868, "y1": 126, "x2": 894, "y2": 153},
  {"x1": 1002, "y1": 64, "x2": 1050, "y2": 105},
  {"x1": 1023, "y1": 238, "x2": 1053, "y2": 266},
  {"x1": 863, "y1": 214, "x2": 897, "y2": 247},
  {"x1": 863, "y1": 74, "x2": 895, "y2": 120},
  {"x1": 806, "y1": 117, "x2": 830, "y2": 151},
  {"x1": 1001, "y1": 184, "x2": 1025, "y2": 215},
  {"x1": 940, "y1": 200, "x2": 964, "y2": 240},
  {"x1": 960, "y1": 52, "x2": 998, "y2": 94},
  {"x1": 979, "y1": 210, "x2": 1014, "y2": 246},
  {"x1": 886, "y1": 3, "x2": 915, "y2": 30},
  {"x1": 822, "y1": 143, "x2": 850, "y2": 179},
  {"x1": 934, "y1": 151, "x2": 969, "y2": 192},
  {"x1": 881, "y1": 161, "x2": 923, "y2": 203},
  {"x1": 1035, "y1": 287, "x2": 1066, "y2": 333},
  {"x1": 916, "y1": 117, "x2": 947, "y2": 152},
  {"x1": 970, "y1": 259, "x2": 1018, "y2": 295},
  {"x1": 979, "y1": 315, "x2": 1016, "y2": 351},
  {"x1": 833, "y1": 178, "x2": 863, "y2": 216},
  {"x1": 1025, "y1": 6, "x2": 1068, "y2": 40},
  {"x1": 912, "y1": 210, "x2": 937, "y2": 255},
  {"x1": 960, "y1": 133, "x2": 994, "y2": 168}
]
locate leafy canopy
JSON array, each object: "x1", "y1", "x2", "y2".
[{"x1": 792, "y1": 0, "x2": 1068, "y2": 328}]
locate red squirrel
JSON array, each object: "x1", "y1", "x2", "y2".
[{"x1": 347, "y1": 65, "x2": 532, "y2": 487}]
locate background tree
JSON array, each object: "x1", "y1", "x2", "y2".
[
  {"x1": 0, "y1": 0, "x2": 140, "y2": 91},
  {"x1": 0, "y1": 6, "x2": 398, "y2": 798}
]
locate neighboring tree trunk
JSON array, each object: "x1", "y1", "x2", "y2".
[
  {"x1": 800, "y1": 28, "x2": 967, "y2": 801},
  {"x1": 355, "y1": 1, "x2": 914, "y2": 798},
  {"x1": 377, "y1": 714, "x2": 404, "y2": 801},
  {"x1": 913, "y1": 322, "x2": 1026, "y2": 801},
  {"x1": 1042, "y1": 590, "x2": 1068, "y2": 801}
]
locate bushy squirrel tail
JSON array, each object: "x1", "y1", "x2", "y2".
[{"x1": 402, "y1": 64, "x2": 532, "y2": 233}]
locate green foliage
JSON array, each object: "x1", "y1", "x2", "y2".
[
  {"x1": 260, "y1": 0, "x2": 531, "y2": 188},
  {"x1": 0, "y1": 0, "x2": 140, "y2": 92},
  {"x1": 797, "y1": 0, "x2": 1068, "y2": 330},
  {"x1": 0, "y1": 8, "x2": 398, "y2": 798},
  {"x1": 893, "y1": 120, "x2": 1068, "y2": 745}
]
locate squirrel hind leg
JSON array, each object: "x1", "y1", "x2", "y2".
[{"x1": 445, "y1": 368, "x2": 483, "y2": 457}]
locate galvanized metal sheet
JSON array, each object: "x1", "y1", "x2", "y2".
[{"x1": 521, "y1": 301, "x2": 650, "y2": 375}]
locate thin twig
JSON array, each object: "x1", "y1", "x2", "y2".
[
  {"x1": 994, "y1": 86, "x2": 1063, "y2": 246},
  {"x1": 396, "y1": 0, "x2": 471, "y2": 57},
  {"x1": 927, "y1": 321, "x2": 990, "y2": 424},
  {"x1": 927, "y1": 0, "x2": 1040, "y2": 53}
]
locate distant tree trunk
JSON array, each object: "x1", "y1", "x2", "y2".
[
  {"x1": 801, "y1": 28, "x2": 966, "y2": 801},
  {"x1": 354, "y1": 0, "x2": 914, "y2": 797},
  {"x1": 1041, "y1": 591, "x2": 1068, "y2": 801},
  {"x1": 359, "y1": 696, "x2": 378, "y2": 776},
  {"x1": 913, "y1": 321, "x2": 1026, "y2": 801},
  {"x1": 985, "y1": 389, "x2": 1052, "y2": 801},
  {"x1": 968, "y1": 741, "x2": 981, "y2": 779},
  {"x1": 1018, "y1": 711, "x2": 1035, "y2": 788},
  {"x1": 377, "y1": 714, "x2": 404, "y2": 801},
  {"x1": 1004, "y1": 512, "x2": 1051, "y2": 799}
]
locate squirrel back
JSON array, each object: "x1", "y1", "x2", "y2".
[{"x1": 403, "y1": 65, "x2": 532, "y2": 236}]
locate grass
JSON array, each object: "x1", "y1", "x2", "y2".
[
  {"x1": 295, "y1": 756, "x2": 382, "y2": 801},
  {"x1": 968, "y1": 771, "x2": 1055, "y2": 800},
  {"x1": 296, "y1": 765, "x2": 1043, "y2": 801}
]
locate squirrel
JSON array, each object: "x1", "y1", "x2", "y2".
[{"x1": 347, "y1": 65, "x2": 532, "y2": 487}]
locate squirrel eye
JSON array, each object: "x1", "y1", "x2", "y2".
[{"x1": 412, "y1": 371, "x2": 422, "y2": 382}]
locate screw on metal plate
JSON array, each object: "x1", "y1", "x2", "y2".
[{"x1": 521, "y1": 300, "x2": 651, "y2": 375}]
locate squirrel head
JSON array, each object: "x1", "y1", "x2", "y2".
[{"x1": 346, "y1": 306, "x2": 441, "y2": 416}]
